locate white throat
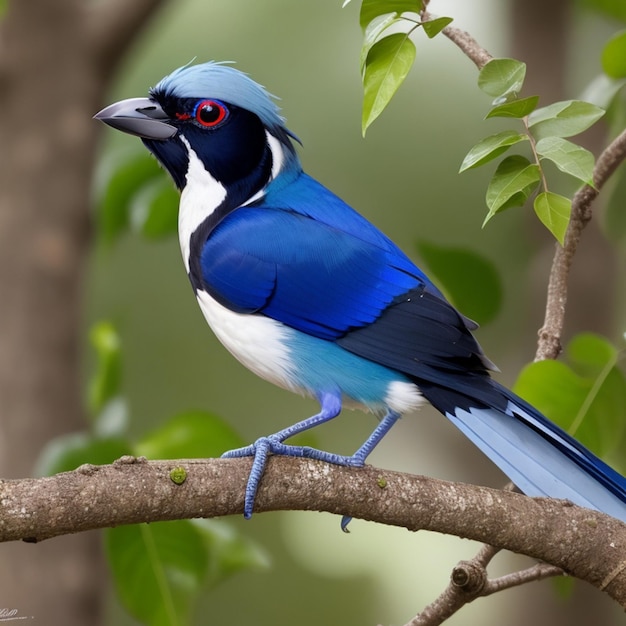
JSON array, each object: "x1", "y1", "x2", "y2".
[
  {"x1": 177, "y1": 131, "x2": 287, "y2": 272},
  {"x1": 178, "y1": 135, "x2": 227, "y2": 273}
]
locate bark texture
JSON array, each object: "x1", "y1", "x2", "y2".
[{"x1": 1, "y1": 457, "x2": 625, "y2": 608}]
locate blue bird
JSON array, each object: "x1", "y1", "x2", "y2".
[{"x1": 95, "y1": 61, "x2": 626, "y2": 524}]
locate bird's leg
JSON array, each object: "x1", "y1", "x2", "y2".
[
  {"x1": 351, "y1": 409, "x2": 401, "y2": 460},
  {"x1": 222, "y1": 399, "x2": 401, "y2": 519},
  {"x1": 339, "y1": 410, "x2": 401, "y2": 531},
  {"x1": 222, "y1": 392, "x2": 343, "y2": 517}
]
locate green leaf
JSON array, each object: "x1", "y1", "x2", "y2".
[
  {"x1": 579, "y1": 0, "x2": 626, "y2": 23},
  {"x1": 602, "y1": 30, "x2": 626, "y2": 79},
  {"x1": 422, "y1": 16, "x2": 453, "y2": 38},
  {"x1": 535, "y1": 137, "x2": 595, "y2": 186},
  {"x1": 359, "y1": 0, "x2": 422, "y2": 30},
  {"x1": 514, "y1": 333, "x2": 626, "y2": 462},
  {"x1": 485, "y1": 95, "x2": 539, "y2": 119},
  {"x1": 93, "y1": 397, "x2": 129, "y2": 439},
  {"x1": 580, "y1": 74, "x2": 626, "y2": 111},
  {"x1": 359, "y1": 13, "x2": 400, "y2": 72},
  {"x1": 192, "y1": 519, "x2": 270, "y2": 587},
  {"x1": 88, "y1": 321, "x2": 122, "y2": 415},
  {"x1": 130, "y1": 180, "x2": 179, "y2": 239},
  {"x1": 515, "y1": 360, "x2": 588, "y2": 430},
  {"x1": 106, "y1": 520, "x2": 268, "y2": 626},
  {"x1": 533, "y1": 192, "x2": 571, "y2": 244},
  {"x1": 484, "y1": 155, "x2": 540, "y2": 221},
  {"x1": 106, "y1": 522, "x2": 209, "y2": 626},
  {"x1": 97, "y1": 153, "x2": 164, "y2": 244},
  {"x1": 35, "y1": 433, "x2": 132, "y2": 476},
  {"x1": 362, "y1": 33, "x2": 416, "y2": 134},
  {"x1": 136, "y1": 410, "x2": 244, "y2": 460},
  {"x1": 460, "y1": 131, "x2": 528, "y2": 171},
  {"x1": 528, "y1": 100, "x2": 605, "y2": 139},
  {"x1": 416, "y1": 242, "x2": 502, "y2": 324},
  {"x1": 568, "y1": 333, "x2": 618, "y2": 376},
  {"x1": 477, "y1": 58, "x2": 526, "y2": 98},
  {"x1": 552, "y1": 576, "x2": 576, "y2": 600}
]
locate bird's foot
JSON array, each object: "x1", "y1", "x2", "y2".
[
  {"x1": 222, "y1": 409, "x2": 400, "y2": 523},
  {"x1": 222, "y1": 437, "x2": 365, "y2": 518}
]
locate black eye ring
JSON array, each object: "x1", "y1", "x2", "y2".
[{"x1": 194, "y1": 100, "x2": 228, "y2": 128}]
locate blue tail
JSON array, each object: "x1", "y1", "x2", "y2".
[{"x1": 424, "y1": 380, "x2": 626, "y2": 523}]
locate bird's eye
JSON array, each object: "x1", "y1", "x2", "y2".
[{"x1": 194, "y1": 100, "x2": 228, "y2": 128}]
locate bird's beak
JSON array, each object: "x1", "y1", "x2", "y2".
[{"x1": 94, "y1": 97, "x2": 177, "y2": 140}]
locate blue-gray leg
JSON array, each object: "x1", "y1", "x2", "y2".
[
  {"x1": 222, "y1": 393, "x2": 401, "y2": 519},
  {"x1": 339, "y1": 410, "x2": 401, "y2": 531}
]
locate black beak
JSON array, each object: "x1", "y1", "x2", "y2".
[{"x1": 94, "y1": 97, "x2": 177, "y2": 140}]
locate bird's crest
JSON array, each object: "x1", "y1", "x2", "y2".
[{"x1": 153, "y1": 61, "x2": 288, "y2": 137}]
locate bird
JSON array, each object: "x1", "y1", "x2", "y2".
[{"x1": 95, "y1": 60, "x2": 626, "y2": 524}]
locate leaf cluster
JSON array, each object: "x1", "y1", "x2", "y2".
[
  {"x1": 353, "y1": 3, "x2": 626, "y2": 245},
  {"x1": 461, "y1": 58, "x2": 604, "y2": 244}
]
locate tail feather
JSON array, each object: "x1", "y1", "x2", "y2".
[{"x1": 430, "y1": 382, "x2": 626, "y2": 522}]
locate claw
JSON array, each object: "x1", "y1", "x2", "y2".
[{"x1": 243, "y1": 438, "x2": 271, "y2": 518}]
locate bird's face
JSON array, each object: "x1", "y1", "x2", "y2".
[
  {"x1": 95, "y1": 62, "x2": 299, "y2": 200},
  {"x1": 96, "y1": 92, "x2": 272, "y2": 195}
]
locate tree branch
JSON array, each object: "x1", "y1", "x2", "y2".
[
  {"x1": 420, "y1": 7, "x2": 493, "y2": 69},
  {"x1": 484, "y1": 562, "x2": 565, "y2": 595},
  {"x1": 536, "y1": 127, "x2": 626, "y2": 361},
  {"x1": 406, "y1": 557, "x2": 564, "y2": 625},
  {"x1": 1, "y1": 456, "x2": 625, "y2": 606}
]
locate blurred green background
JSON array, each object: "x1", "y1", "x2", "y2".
[{"x1": 83, "y1": 0, "x2": 625, "y2": 624}]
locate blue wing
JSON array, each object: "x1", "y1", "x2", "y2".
[
  {"x1": 197, "y1": 174, "x2": 441, "y2": 340},
  {"x1": 198, "y1": 172, "x2": 490, "y2": 375}
]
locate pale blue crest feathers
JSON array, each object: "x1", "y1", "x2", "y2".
[{"x1": 154, "y1": 61, "x2": 288, "y2": 136}]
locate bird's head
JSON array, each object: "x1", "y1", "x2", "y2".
[{"x1": 95, "y1": 61, "x2": 301, "y2": 201}]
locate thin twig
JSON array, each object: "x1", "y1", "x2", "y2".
[
  {"x1": 405, "y1": 560, "x2": 564, "y2": 626},
  {"x1": 420, "y1": 7, "x2": 493, "y2": 69},
  {"x1": 535, "y1": 126, "x2": 626, "y2": 361},
  {"x1": 483, "y1": 562, "x2": 564, "y2": 595},
  {"x1": 474, "y1": 542, "x2": 500, "y2": 567}
]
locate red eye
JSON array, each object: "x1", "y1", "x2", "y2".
[{"x1": 194, "y1": 100, "x2": 228, "y2": 127}]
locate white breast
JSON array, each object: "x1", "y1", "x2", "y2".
[{"x1": 195, "y1": 289, "x2": 299, "y2": 392}]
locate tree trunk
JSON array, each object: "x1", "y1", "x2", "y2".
[{"x1": 0, "y1": 1, "x2": 163, "y2": 623}]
